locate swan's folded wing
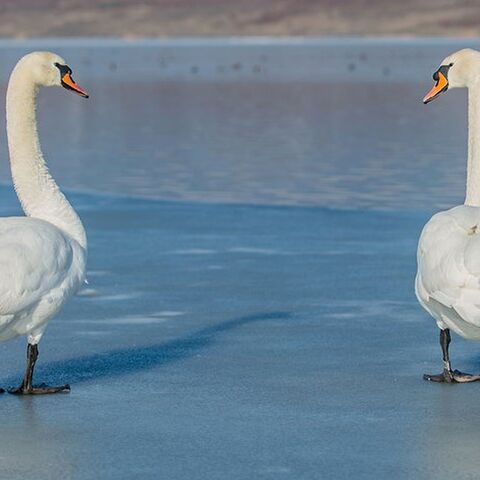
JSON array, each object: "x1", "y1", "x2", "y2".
[
  {"x1": 418, "y1": 208, "x2": 480, "y2": 328},
  {"x1": 0, "y1": 218, "x2": 74, "y2": 315},
  {"x1": 464, "y1": 234, "x2": 480, "y2": 277},
  {"x1": 418, "y1": 209, "x2": 468, "y2": 304},
  {"x1": 450, "y1": 234, "x2": 480, "y2": 324}
]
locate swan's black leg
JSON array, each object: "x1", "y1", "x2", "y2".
[
  {"x1": 424, "y1": 328, "x2": 480, "y2": 383},
  {"x1": 8, "y1": 344, "x2": 70, "y2": 395}
]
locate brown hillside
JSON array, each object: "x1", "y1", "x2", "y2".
[{"x1": 0, "y1": 0, "x2": 478, "y2": 37}]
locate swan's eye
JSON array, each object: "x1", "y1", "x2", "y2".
[
  {"x1": 449, "y1": 62, "x2": 454, "y2": 67},
  {"x1": 54, "y1": 63, "x2": 72, "y2": 77}
]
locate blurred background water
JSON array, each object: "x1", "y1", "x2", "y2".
[
  {"x1": 0, "y1": 38, "x2": 473, "y2": 210},
  {"x1": 1, "y1": 39, "x2": 480, "y2": 480}
]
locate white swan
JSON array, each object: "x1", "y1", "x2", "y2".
[
  {"x1": 0, "y1": 52, "x2": 89, "y2": 394},
  {"x1": 417, "y1": 48, "x2": 480, "y2": 383}
]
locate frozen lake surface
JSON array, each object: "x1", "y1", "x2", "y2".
[{"x1": 0, "y1": 38, "x2": 479, "y2": 479}]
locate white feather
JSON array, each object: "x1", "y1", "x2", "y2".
[
  {"x1": 417, "y1": 49, "x2": 480, "y2": 341},
  {"x1": 416, "y1": 206, "x2": 480, "y2": 339},
  {"x1": 0, "y1": 52, "x2": 87, "y2": 345}
]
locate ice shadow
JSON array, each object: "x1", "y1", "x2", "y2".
[{"x1": 4, "y1": 311, "x2": 291, "y2": 386}]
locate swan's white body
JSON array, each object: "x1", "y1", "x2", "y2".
[
  {"x1": 416, "y1": 206, "x2": 480, "y2": 339},
  {"x1": 416, "y1": 49, "x2": 480, "y2": 341},
  {"x1": 0, "y1": 52, "x2": 87, "y2": 345}
]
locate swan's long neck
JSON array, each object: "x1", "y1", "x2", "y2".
[
  {"x1": 6, "y1": 66, "x2": 86, "y2": 249},
  {"x1": 466, "y1": 82, "x2": 480, "y2": 206}
]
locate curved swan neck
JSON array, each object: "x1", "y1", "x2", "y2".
[
  {"x1": 6, "y1": 63, "x2": 86, "y2": 249},
  {"x1": 466, "y1": 83, "x2": 480, "y2": 206}
]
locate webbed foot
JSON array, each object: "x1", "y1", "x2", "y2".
[
  {"x1": 424, "y1": 369, "x2": 480, "y2": 383},
  {"x1": 10, "y1": 343, "x2": 71, "y2": 395},
  {"x1": 8, "y1": 383, "x2": 70, "y2": 395}
]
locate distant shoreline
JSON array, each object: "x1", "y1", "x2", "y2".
[
  {"x1": 1, "y1": 0, "x2": 480, "y2": 38},
  {"x1": 0, "y1": 37, "x2": 478, "y2": 45}
]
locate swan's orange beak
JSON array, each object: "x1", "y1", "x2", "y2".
[
  {"x1": 423, "y1": 71, "x2": 448, "y2": 104},
  {"x1": 61, "y1": 72, "x2": 89, "y2": 98}
]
